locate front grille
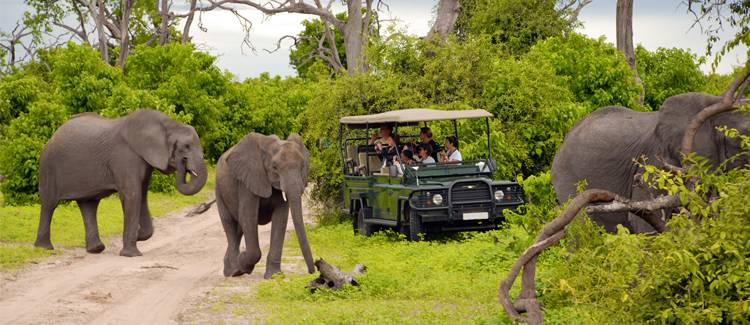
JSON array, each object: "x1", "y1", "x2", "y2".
[{"x1": 451, "y1": 181, "x2": 491, "y2": 203}]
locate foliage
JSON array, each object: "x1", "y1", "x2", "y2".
[
  {"x1": 635, "y1": 45, "x2": 707, "y2": 109},
  {"x1": 526, "y1": 33, "x2": 642, "y2": 109},
  {"x1": 454, "y1": 0, "x2": 573, "y2": 55},
  {"x1": 504, "y1": 171, "x2": 559, "y2": 234},
  {"x1": 482, "y1": 57, "x2": 587, "y2": 177},
  {"x1": 289, "y1": 13, "x2": 347, "y2": 79},
  {"x1": 0, "y1": 100, "x2": 69, "y2": 205},
  {"x1": 540, "y1": 146, "x2": 750, "y2": 323}
]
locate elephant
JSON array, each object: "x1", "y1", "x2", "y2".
[
  {"x1": 551, "y1": 92, "x2": 750, "y2": 233},
  {"x1": 215, "y1": 132, "x2": 315, "y2": 279},
  {"x1": 34, "y1": 109, "x2": 208, "y2": 256}
]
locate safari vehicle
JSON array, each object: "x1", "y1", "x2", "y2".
[{"x1": 339, "y1": 109, "x2": 524, "y2": 241}]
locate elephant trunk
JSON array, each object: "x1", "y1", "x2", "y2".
[
  {"x1": 175, "y1": 159, "x2": 207, "y2": 195},
  {"x1": 289, "y1": 197, "x2": 315, "y2": 274}
]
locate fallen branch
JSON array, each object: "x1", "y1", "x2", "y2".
[{"x1": 306, "y1": 258, "x2": 366, "y2": 292}]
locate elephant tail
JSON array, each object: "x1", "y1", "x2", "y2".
[{"x1": 187, "y1": 199, "x2": 216, "y2": 217}]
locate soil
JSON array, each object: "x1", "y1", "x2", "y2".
[{"x1": 0, "y1": 195, "x2": 311, "y2": 324}]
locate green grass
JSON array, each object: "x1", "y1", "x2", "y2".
[
  {"x1": 215, "y1": 223, "x2": 571, "y2": 324},
  {"x1": 0, "y1": 166, "x2": 215, "y2": 269}
]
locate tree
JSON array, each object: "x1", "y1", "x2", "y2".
[
  {"x1": 454, "y1": 0, "x2": 576, "y2": 54},
  {"x1": 616, "y1": 0, "x2": 644, "y2": 104},
  {"x1": 194, "y1": 0, "x2": 380, "y2": 76},
  {"x1": 427, "y1": 0, "x2": 460, "y2": 40},
  {"x1": 288, "y1": 14, "x2": 347, "y2": 78}
]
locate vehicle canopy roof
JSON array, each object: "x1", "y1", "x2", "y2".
[{"x1": 339, "y1": 108, "x2": 492, "y2": 128}]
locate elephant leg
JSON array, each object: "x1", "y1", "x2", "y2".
[
  {"x1": 77, "y1": 199, "x2": 105, "y2": 253},
  {"x1": 119, "y1": 191, "x2": 143, "y2": 257},
  {"x1": 237, "y1": 195, "x2": 261, "y2": 275},
  {"x1": 34, "y1": 199, "x2": 58, "y2": 250},
  {"x1": 264, "y1": 201, "x2": 290, "y2": 279},
  {"x1": 137, "y1": 188, "x2": 154, "y2": 241},
  {"x1": 217, "y1": 199, "x2": 243, "y2": 277}
]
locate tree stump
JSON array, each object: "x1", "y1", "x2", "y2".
[{"x1": 306, "y1": 258, "x2": 366, "y2": 292}]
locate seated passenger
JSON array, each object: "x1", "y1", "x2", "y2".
[
  {"x1": 416, "y1": 143, "x2": 436, "y2": 164},
  {"x1": 419, "y1": 127, "x2": 441, "y2": 160},
  {"x1": 440, "y1": 136, "x2": 462, "y2": 163},
  {"x1": 392, "y1": 149, "x2": 415, "y2": 176},
  {"x1": 369, "y1": 125, "x2": 397, "y2": 164}
]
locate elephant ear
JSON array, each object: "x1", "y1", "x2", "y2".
[
  {"x1": 287, "y1": 133, "x2": 310, "y2": 183},
  {"x1": 121, "y1": 109, "x2": 170, "y2": 171},
  {"x1": 228, "y1": 133, "x2": 274, "y2": 198}
]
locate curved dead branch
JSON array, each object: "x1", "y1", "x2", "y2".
[{"x1": 498, "y1": 190, "x2": 680, "y2": 324}]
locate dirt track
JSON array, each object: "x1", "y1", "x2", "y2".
[{"x1": 0, "y1": 197, "x2": 306, "y2": 324}]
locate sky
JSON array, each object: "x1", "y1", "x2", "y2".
[{"x1": 1, "y1": 0, "x2": 747, "y2": 79}]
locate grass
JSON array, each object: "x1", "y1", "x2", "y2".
[
  {"x1": 207, "y1": 222, "x2": 573, "y2": 324},
  {"x1": 0, "y1": 166, "x2": 215, "y2": 269}
]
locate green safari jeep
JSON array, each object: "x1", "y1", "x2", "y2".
[{"x1": 338, "y1": 108, "x2": 524, "y2": 241}]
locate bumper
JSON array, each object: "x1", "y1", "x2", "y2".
[{"x1": 415, "y1": 203, "x2": 520, "y2": 231}]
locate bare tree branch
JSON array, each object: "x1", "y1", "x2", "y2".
[{"x1": 182, "y1": 0, "x2": 199, "y2": 43}]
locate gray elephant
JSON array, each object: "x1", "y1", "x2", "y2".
[
  {"x1": 35, "y1": 109, "x2": 208, "y2": 256},
  {"x1": 215, "y1": 132, "x2": 315, "y2": 279},
  {"x1": 552, "y1": 92, "x2": 749, "y2": 233}
]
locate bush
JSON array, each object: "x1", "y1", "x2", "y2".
[
  {"x1": 636, "y1": 46, "x2": 706, "y2": 109},
  {"x1": 47, "y1": 43, "x2": 122, "y2": 114},
  {"x1": 0, "y1": 100, "x2": 69, "y2": 205},
  {"x1": 526, "y1": 33, "x2": 642, "y2": 109}
]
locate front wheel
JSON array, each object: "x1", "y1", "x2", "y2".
[
  {"x1": 408, "y1": 210, "x2": 423, "y2": 241},
  {"x1": 357, "y1": 207, "x2": 375, "y2": 237}
]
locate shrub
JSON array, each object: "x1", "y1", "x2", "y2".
[
  {"x1": 526, "y1": 33, "x2": 642, "y2": 109},
  {"x1": 47, "y1": 43, "x2": 122, "y2": 114},
  {"x1": 0, "y1": 100, "x2": 69, "y2": 205},
  {"x1": 636, "y1": 46, "x2": 706, "y2": 109}
]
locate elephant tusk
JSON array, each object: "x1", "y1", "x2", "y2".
[
  {"x1": 282, "y1": 192, "x2": 287, "y2": 202},
  {"x1": 189, "y1": 170, "x2": 198, "y2": 177}
]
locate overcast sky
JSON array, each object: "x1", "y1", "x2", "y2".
[{"x1": 1, "y1": 0, "x2": 747, "y2": 80}]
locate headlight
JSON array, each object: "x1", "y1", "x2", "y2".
[
  {"x1": 432, "y1": 194, "x2": 443, "y2": 205},
  {"x1": 494, "y1": 190, "x2": 505, "y2": 201}
]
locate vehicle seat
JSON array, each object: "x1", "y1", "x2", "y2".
[{"x1": 356, "y1": 152, "x2": 382, "y2": 175}]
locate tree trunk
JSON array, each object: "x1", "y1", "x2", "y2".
[
  {"x1": 181, "y1": 0, "x2": 198, "y2": 44},
  {"x1": 428, "y1": 0, "x2": 460, "y2": 40},
  {"x1": 343, "y1": 0, "x2": 365, "y2": 75},
  {"x1": 96, "y1": 0, "x2": 109, "y2": 62},
  {"x1": 159, "y1": 0, "x2": 170, "y2": 45},
  {"x1": 616, "y1": 0, "x2": 644, "y2": 104},
  {"x1": 117, "y1": 0, "x2": 133, "y2": 69}
]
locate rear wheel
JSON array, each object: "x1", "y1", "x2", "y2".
[
  {"x1": 357, "y1": 207, "x2": 375, "y2": 236},
  {"x1": 408, "y1": 210, "x2": 423, "y2": 241}
]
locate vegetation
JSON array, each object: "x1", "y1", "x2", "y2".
[{"x1": 2, "y1": 0, "x2": 749, "y2": 323}]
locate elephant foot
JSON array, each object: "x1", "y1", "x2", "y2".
[
  {"x1": 34, "y1": 240, "x2": 54, "y2": 250},
  {"x1": 86, "y1": 241, "x2": 105, "y2": 254},
  {"x1": 119, "y1": 246, "x2": 143, "y2": 257},
  {"x1": 137, "y1": 227, "x2": 153, "y2": 241},
  {"x1": 238, "y1": 251, "x2": 261, "y2": 275},
  {"x1": 264, "y1": 267, "x2": 282, "y2": 279}
]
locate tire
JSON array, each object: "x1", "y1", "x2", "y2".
[
  {"x1": 357, "y1": 207, "x2": 375, "y2": 236},
  {"x1": 408, "y1": 210, "x2": 423, "y2": 242}
]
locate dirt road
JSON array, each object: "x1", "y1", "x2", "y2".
[{"x1": 0, "y1": 198, "x2": 305, "y2": 324}]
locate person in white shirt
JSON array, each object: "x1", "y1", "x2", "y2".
[
  {"x1": 416, "y1": 144, "x2": 436, "y2": 164},
  {"x1": 441, "y1": 136, "x2": 462, "y2": 163}
]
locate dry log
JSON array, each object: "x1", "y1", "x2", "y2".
[
  {"x1": 307, "y1": 258, "x2": 366, "y2": 292},
  {"x1": 186, "y1": 199, "x2": 216, "y2": 217}
]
